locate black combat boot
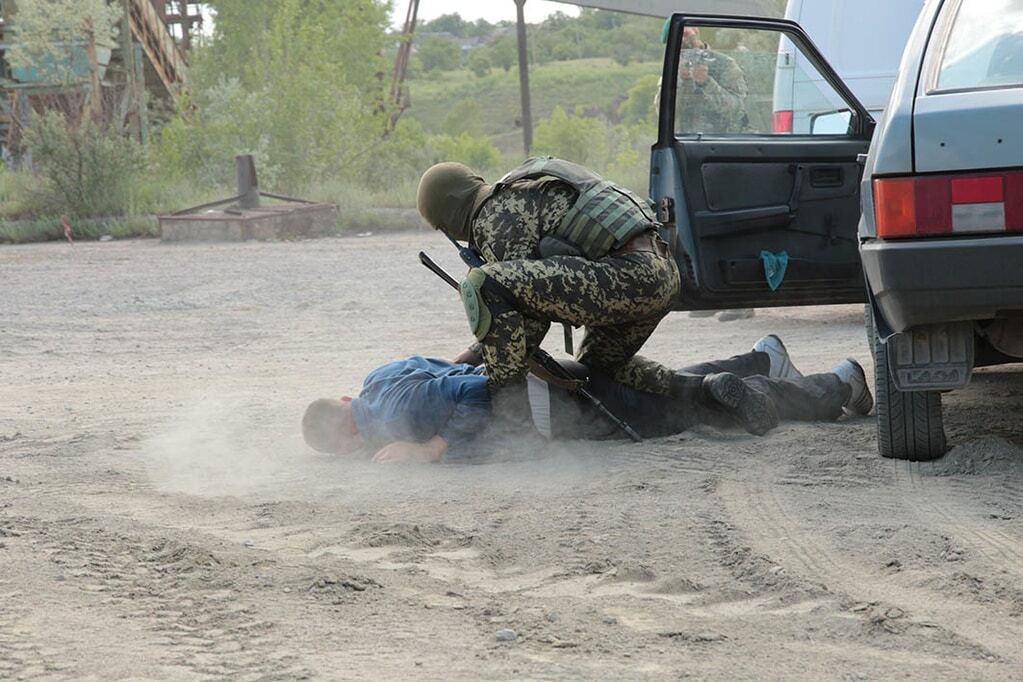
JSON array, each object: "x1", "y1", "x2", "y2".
[{"x1": 701, "y1": 372, "x2": 779, "y2": 436}]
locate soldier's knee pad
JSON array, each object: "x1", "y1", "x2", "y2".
[
  {"x1": 461, "y1": 268, "x2": 519, "y2": 341},
  {"x1": 460, "y1": 268, "x2": 494, "y2": 341}
]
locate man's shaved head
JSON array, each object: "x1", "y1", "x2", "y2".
[{"x1": 302, "y1": 398, "x2": 360, "y2": 454}]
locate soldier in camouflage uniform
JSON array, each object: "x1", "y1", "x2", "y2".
[
  {"x1": 676, "y1": 26, "x2": 750, "y2": 135},
  {"x1": 416, "y1": 158, "x2": 688, "y2": 418}
]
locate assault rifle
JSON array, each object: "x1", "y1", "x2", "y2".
[{"x1": 418, "y1": 247, "x2": 642, "y2": 443}]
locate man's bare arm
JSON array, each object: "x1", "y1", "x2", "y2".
[{"x1": 371, "y1": 435, "x2": 448, "y2": 464}]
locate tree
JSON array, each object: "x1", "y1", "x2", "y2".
[
  {"x1": 165, "y1": 0, "x2": 394, "y2": 191},
  {"x1": 422, "y1": 13, "x2": 468, "y2": 37},
  {"x1": 485, "y1": 35, "x2": 516, "y2": 72},
  {"x1": 467, "y1": 50, "x2": 491, "y2": 78},
  {"x1": 418, "y1": 37, "x2": 461, "y2": 73}
]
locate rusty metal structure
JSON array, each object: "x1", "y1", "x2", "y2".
[
  {"x1": 387, "y1": 0, "x2": 420, "y2": 132},
  {"x1": 0, "y1": 0, "x2": 200, "y2": 161},
  {"x1": 124, "y1": 0, "x2": 195, "y2": 98},
  {"x1": 147, "y1": 0, "x2": 202, "y2": 51}
]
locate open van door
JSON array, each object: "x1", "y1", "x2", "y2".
[{"x1": 652, "y1": 15, "x2": 875, "y2": 310}]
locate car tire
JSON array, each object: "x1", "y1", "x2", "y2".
[{"x1": 868, "y1": 307, "x2": 947, "y2": 461}]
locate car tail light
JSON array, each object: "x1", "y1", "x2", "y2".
[
  {"x1": 773, "y1": 110, "x2": 793, "y2": 133},
  {"x1": 874, "y1": 170, "x2": 1023, "y2": 238}
]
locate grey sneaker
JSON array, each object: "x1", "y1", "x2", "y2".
[
  {"x1": 752, "y1": 334, "x2": 803, "y2": 379},
  {"x1": 831, "y1": 359, "x2": 873, "y2": 416},
  {"x1": 702, "y1": 372, "x2": 779, "y2": 436},
  {"x1": 717, "y1": 308, "x2": 755, "y2": 322}
]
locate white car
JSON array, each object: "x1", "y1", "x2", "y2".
[
  {"x1": 860, "y1": 0, "x2": 1023, "y2": 460},
  {"x1": 651, "y1": 0, "x2": 1023, "y2": 460}
]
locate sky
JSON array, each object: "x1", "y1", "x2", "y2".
[{"x1": 390, "y1": 0, "x2": 581, "y2": 29}]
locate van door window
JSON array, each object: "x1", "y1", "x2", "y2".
[{"x1": 672, "y1": 26, "x2": 854, "y2": 137}]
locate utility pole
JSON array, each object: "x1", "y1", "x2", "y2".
[{"x1": 514, "y1": 0, "x2": 532, "y2": 155}]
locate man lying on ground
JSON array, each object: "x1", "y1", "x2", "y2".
[{"x1": 301, "y1": 336, "x2": 873, "y2": 464}]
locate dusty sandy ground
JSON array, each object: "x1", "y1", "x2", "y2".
[{"x1": 2, "y1": 233, "x2": 1023, "y2": 680}]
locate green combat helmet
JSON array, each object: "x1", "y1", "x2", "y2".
[{"x1": 416, "y1": 162, "x2": 494, "y2": 241}]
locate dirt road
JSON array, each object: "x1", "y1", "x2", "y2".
[{"x1": 2, "y1": 234, "x2": 1022, "y2": 680}]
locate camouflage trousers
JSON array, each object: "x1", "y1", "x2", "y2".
[{"x1": 478, "y1": 251, "x2": 681, "y2": 393}]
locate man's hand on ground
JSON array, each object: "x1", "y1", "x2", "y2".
[
  {"x1": 451, "y1": 347, "x2": 482, "y2": 366},
  {"x1": 371, "y1": 435, "x2": 448, "y2": 464}
]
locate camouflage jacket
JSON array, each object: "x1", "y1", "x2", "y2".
[{"x1": 470, "y1": 179, "x2": 576, "y2": 262}]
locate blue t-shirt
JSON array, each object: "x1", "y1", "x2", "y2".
[{"x1": 351, "y1": 356, "x2": 490, "y2": 456}]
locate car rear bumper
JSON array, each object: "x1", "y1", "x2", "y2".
[{"x1": 861, "y1": 235, "x2": 1023, "y2": 332}]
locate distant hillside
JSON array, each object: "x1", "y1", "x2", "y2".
[{"x1": 407, "y1": 58, "x2": 661, "y2": 156}]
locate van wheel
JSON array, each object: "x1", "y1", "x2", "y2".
[{"x1": 869, "y1": 308, "x2": 947, "y2": 461}]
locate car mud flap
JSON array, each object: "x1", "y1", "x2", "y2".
[{"x1": 887, "y1": 322, "x2": 974, "y2": 392}]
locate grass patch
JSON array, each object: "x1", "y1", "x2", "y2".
[
  {"x1": 306, "y1": 177, "x2": 423, "y2": 232},
  {"x1": 0, "y1": 215, "x2": 159, "y2": 244}
]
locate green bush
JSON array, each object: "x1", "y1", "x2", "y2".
[
  {"x1": 532, "y1": 106, "x2": 607, "y2": 167},
  {"x1": 22, "y1": 112, "x2": 145, "y2": 217},
  {"x1": 618, "y1": 74, "x2": 660, "y2": 126},
  {"x1": 432, "y1": 132, "x2": 501, "y2": 171}
]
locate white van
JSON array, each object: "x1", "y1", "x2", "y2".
[{"x1": 773, "y1": 0, "x2": 926, "y2": 133}]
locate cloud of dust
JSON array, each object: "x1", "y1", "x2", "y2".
[
  {"x1": 137, "y1": 397, "x2": 632, "y2": 505},
  {"x1": 138, "y1": 398, "x2": 325, "y2": 498}
]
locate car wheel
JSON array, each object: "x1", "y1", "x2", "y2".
[{"x1": 868, "y1": 308, "x2": 947, "y2": 461}]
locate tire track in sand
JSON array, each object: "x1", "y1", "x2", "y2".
[
  {"x1": 892, "y1": 460, "x2": 1023, "y2": 578},
  {"x1": 716, "y1": 477, "x2": 1023, "y2": 664}
]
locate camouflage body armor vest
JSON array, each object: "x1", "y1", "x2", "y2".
[{"x1": 494, "y1": 156, "x2": 658, "y2": 260}]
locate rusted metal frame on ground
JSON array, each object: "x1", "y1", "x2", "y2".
[{"x1": 172, "y1": 155, "x2": 319, "y2": 217}]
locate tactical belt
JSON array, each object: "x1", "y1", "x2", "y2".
[{"x1": 610, "y1": 231, "x2": 669, "y2": 258}]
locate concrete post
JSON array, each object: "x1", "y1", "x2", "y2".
[{"x1": 236, "y1": 155, "x2": 260, "y2": 209}]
